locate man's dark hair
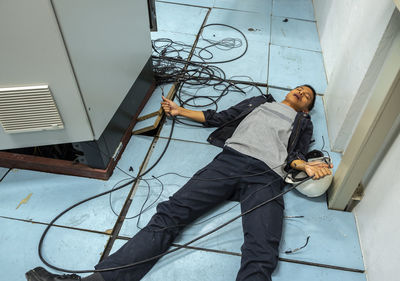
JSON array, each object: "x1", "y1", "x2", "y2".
[{"x1": 300, "y1": 84, "x2": 316, "y2": 111}]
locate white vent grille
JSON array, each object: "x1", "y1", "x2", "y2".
[{"x1": 0, "y1": 85, "x2": 64, "y2": 134}]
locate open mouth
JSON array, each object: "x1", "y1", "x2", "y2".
[{"x1": 293, "y1": 93, "x2": 300, "y2": 100}]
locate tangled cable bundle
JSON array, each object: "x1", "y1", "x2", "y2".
[
  {"x1": 151, "y1": 24, "x2": 266, "y2": 117},
  {"x1": 36, "y1": 24, "x2": 313, "y2": 274}
]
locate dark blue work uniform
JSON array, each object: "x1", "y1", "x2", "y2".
[{"x1": 96, "y1": 94, "x2": 313, "y2": 281}]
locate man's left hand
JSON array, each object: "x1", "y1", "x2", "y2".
[{"x1": 304, "y1": 161, "x2": 333, "y2": 180}]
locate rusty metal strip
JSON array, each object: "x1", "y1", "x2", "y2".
[
  {"x1": 132, "y1": 84, "x2": 176, "y2": 135},
  {"x1": 113, "y1": 234, "x2": 365, "y2": 274},
  {"x1": 133, "y1": 7, "x2": 211, "y2": 135}
]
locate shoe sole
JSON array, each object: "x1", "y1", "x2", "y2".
[{"x1": 25, "y1": 270, "x2": 40, "y2": 281}]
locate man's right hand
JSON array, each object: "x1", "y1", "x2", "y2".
[
  {"x1": 161, "y1": 96, "x2": 181, "y2": 117},
  {"x1": 161, "y1": 96, "x2": 206, "y2": 123}
]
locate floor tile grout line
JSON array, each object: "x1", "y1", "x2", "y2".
[
  {"x1": 270, "y1": 43, "x2": 322, "y2": 54},
  {"x1": 271, "y1": 0, "x2": 316, "y2": 23},
  {"x1": 100, "y1": 34, "x2": 219, "y2": 257},
  {"x1": 157, "y1": 0, "x2": 211, "y2": 10},
  {"x1": 273, "y1": 15, "x2": 316, "y2": 23},
  {"x1": 0, "y1": 215, "x2": 364, "y2": 274},
  {"x1": 2, "y1": 4, "x2": 358, "y2": 278},
  {"x1": 99, "y1": 7, "x2": 213, "y2": 262},
  {"x1": 158, "y1": 3, "x2": 323, "y2": 82},
  {"x1": 156, "y1": 0, "x2": 275, "y2": 15},
  {"x1": 157, "y1": 135, "x2": 210, "y2": 146},
  {"x1": 278, "y1": 257, "x2": 365, "y2": 274},
  {"x1": 155, "y1": 6, "x2": 216, "y2": 142},
  {"x1": 0, "y1": 215, "x2": 111, "y2": 237},
  {"x1": 116, "y1": 234, "x2": 364, "y2": 273},
  {"x1": 155, "y1": 29, "x2": 202, "y2": 37},
  {"x1": 98, "y1": 135, "x2": 160, "y2": 261},
  {"x1": 212, "y1": 6, "x2": 268, "y2": 14},
  {"x1": 271, "y1": 42, "x2": 322, "y2": 53},
  {"x1": 224, "y1": 79, "x2": 268, "y2": 87},
  {"x1": 268, "y1": 84, "x2": 325, "y2": 96},
  {"x1": 159, "y1": 0, "x2": 318, "y2": 23},
  {"x1": 101, "y1": 1, "x2": 330, "y2": 271}
]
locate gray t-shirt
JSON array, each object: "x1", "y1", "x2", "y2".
[{"x1": 225, "y1": 102, "x2": 297, "y2": 177}]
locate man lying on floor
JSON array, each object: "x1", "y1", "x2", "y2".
[{"x1": 26, "y1": 85, "x2": 332, "y2": 281}]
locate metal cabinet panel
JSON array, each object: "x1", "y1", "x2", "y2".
[
  {"x1": 52, "y1": 0, "x2": 152, "y2": 138},
  {"x1": 0, "y1": 0, "x2": 93, "y2": 150}
]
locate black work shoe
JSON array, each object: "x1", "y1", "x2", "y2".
[{"x1": 25, "y1": 267, "x2": 81, "y2": 281}]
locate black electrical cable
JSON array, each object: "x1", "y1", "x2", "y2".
[
  {"x1": 151, "y1": 23, "x2": 267, "y2": 118},
  {"x1": 138, "y1": 170, "x2": 308, "y2": 234},
  {"x1": 37, "y1": 75, "x2": 265, "y2": 272},
  {"x1": 320, "y1": 135, "x2": 332, "y2": 162},
  {"x1": 135, "y1": 176, "x2": 165, "y2": 229},
  {"x1": 40, "y1": 179, "x2": 309, "y2": 274},
  {"x1": 133, "y1": 178, "x2": 151, "y2": 228},
  {"x1": 145, "y1": 164, "x2": 284, "y2": 182},
  {"x1": 83, "y1": 140, "x2": 169, "y2": 221},
  {"x1": 38, "y1": 117, "x2": 177, "y2": 272},
  {"x1": 193, "y1": 23, "x2": 249, "y2": 64},
  {"x1": 285, "y1": 236, "x2": 311, "y2": 254},
  {"x1": 38, "y1": 125, "x2": 308, "y2": 274},
  {"x1": 36, "y1": 23, "x2": 305, "y2": 274},
  {"x1": 108, "y1": 177, "x2": 132, "y2": 217},
  {"x1": 108, "y1": 176, "x2": 163, "y2": 222},
  {"x1": 87, "y1": 116, "x2": 288, "y2": 223},
  {"x1": 109, "y1": 144, "x2": 289, "y2": 223},
  {"x1": 144, "y1": 172, "x2": 286, "y2": 232},
  {"x1": 89, "y1": 184, "x2": 300, "y2": 275}
]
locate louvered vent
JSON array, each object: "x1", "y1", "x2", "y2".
[{"x1": 0, "y1": 85, "x2": 64, "y2": 134}]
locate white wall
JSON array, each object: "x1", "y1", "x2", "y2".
[
  {"x1": 314, "y1": 3, "x2": 400, "y2": 278},
  {"x1": 353, "y1": 131, "x2": 400, "y2": 281},
  {"x1": 313, "y1": 0, "x2": 396, "y2": 152}
]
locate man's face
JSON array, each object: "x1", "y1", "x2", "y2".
[{"x1": 285, "y1": 86, "x2": 314, "y2": 113}]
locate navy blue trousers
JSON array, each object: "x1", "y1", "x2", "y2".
[{"x1": 96, "y1": 147, "x2": 284, "y2": 281}]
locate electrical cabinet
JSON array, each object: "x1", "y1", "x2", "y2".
[{"x1": 0, "y1": 0, "x2": 152, "y2": 151}]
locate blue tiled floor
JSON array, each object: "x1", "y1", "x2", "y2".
[
  {"x1": 0, "y1": 135, "x2": 152, "y2": 232},
  {"x1": 118, "y1": 138, "x2": 222, "y2": 237},
  {"x1": 155, "y1": 1, "x2": 209, "y2": 35},
  {"x1": 160, "y1": 0, "x2": 215, "y2": 8},
  {"x1": 268, "y1": 45, "x2": 327, "y2": 93},
  {"x1": 0, "y1": 167, "x2": 9, "y2": 180},
  {"x1": 272, "y1": 0, "x2": 315, "y2": 21},
  {"x1": 271, "y1": 16, "x2": 321, "y2": 52},
  {"x1": 214, "y1": 0, "x2": 271, "y2": 14},
  {"x1": 0, "y1": 168, "x2": 129, "y2": 231},
  {"x1": 198, "y1": 8, "x2": 270, "y2": 83},
  {"x1": 0, "y1": 217, "x2": 109, "y2": 281},
  {"x1": 117, "y1": 139, "x2": 362, "y2": 271},
  {"x1": 151, "y1": 32, "x2": 197, "y2": 59},
  {"x1": 0, "y1": 1, "x2": 365, "y2": 281},
  {"x1": 206, "y1": 8, "x2": 271, "y2": 41},
  {"x1": 110, "y1": 239, "x2": 366, "y2": 281}
]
